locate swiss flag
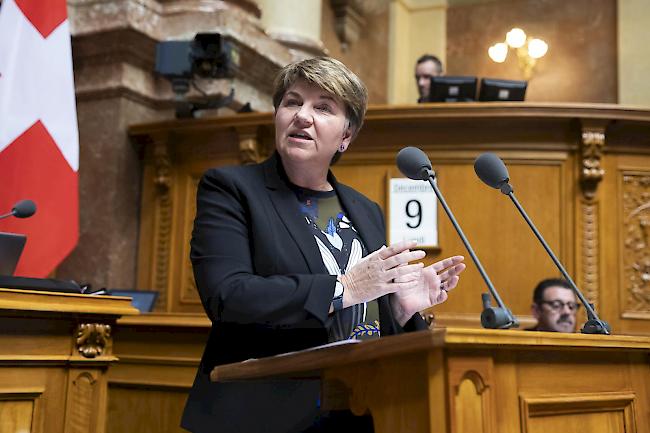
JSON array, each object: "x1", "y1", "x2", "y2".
[{"x1": 0, "y1": 0, "x2": 79, "y2": 277}]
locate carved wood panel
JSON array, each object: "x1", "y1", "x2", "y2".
[
  {"x1": 621, "y1": 171, "x2": 650, "y2": 318},
  {"x1": 151, "y1": 142, "x2": 174, "y2": 312},
  {"x1": 578, "y1": 125, "x2": 606, "y2": 309},
  {"x1": 64, "y1": 372, "x2": 98, "y2": 433},
  {"x1": 519, "y1": 392, "x2": 637, "y2": 433},
  {"x1": 447, "y1": 356, "x2": 496, "y2": 433},
  {"x1": 0, "y1": 388, "x2": 44, "y2": 433},
  {"x1": 0, "y1": 400, "x2": 34, "y2": 433},
  {"x1": 76, "y1": 323, "x2": 111, "y2": 358},
  {"x1": 580, "y1": 201, "x2": 600, "y2": 307},
  {"x1": 180, "y1": 174, "x2": 201, "y2": 306}
]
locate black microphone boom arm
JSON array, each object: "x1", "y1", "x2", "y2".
[
  {"x1": 396, "y1": 147, "x2": 518, "y2": 329},
  {"x1": 505, "y1": 190, "x2": 610, "y2": 334},
  {"x1": 425, "y1": 169, "x2": 518, "y2": 329},
  {"x1": 473, "y1": 152, "x2": 610, "y2": 334}
]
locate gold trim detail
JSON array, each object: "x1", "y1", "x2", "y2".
[
  {"x1": 153, "y1": 141, "x2": 173, "y2": 310},
  {"x1": 237, "y1": 125, "x2": 263, "y2": 165},
  {"x1": 580, "y1": 130, "x2": 605, "y2": 200},
  {"x1": 76, "y1": 324, "x2": 111, "y2": 358},
  {"x1": 181, "y1": 175, "x2": 201, "y2": 305},
  {"x1": 622, "y1": 172, "x2": 650, "y2": 315},
  {"x1": 581, "y1": 201, "x2": 599, "y2": 308},
  {"x1": 578, "y1": 124, "x2": 606, "y2": 311}
]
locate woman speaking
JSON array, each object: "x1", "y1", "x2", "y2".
[{"x1": 182, "y1": 57, "x2": 465, "y2": 433}]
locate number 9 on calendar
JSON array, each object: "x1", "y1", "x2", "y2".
[{"x1": 388, "y1": 177, "x2": 439, "y2": 250}]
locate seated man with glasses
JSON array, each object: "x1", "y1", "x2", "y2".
[{"x1": 528, "y1": 278, "x2": 581, "y2": 332}]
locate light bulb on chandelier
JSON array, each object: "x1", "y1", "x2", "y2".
[{"x1": 487, "y1": 28, "x2": 548, "y2": 79}]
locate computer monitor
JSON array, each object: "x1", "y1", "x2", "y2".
[
  {"x1": 107, "y1": 289, "x2": 159, "y2": 312},
  {"x1": 0, "y1": 232, "x2": 26, "y2": 276},
  {"x1": 479, "y1": 78, "x2": 527, "y2": 102},
  {"x1": 429, "y1": 76, "x2": 478, "y2": 102}
]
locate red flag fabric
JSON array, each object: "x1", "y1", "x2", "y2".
[{"x1": 0, "y1": 0, "x2": 79, "y2": 277}]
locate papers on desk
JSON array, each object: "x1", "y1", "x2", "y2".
[{"x1": 242, "y1": 338, "x2": 361, "y2": 363}]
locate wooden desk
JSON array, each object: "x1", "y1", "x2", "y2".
[
  {"x1": 212, "y1": 328, "x2": 650, "y2": 433},
  {"x1": 0, "y1": 288, "x2": 138, "y2": 433}
]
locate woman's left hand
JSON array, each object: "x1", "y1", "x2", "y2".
[{"x1": 390, "y1": 255, "x2": 466, "y2": 326}]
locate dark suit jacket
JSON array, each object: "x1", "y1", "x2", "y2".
[{"x1": 181, "y1": 153, "x2": 426, "y2": 433}]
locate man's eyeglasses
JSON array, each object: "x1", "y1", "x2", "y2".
[{"x1": 539, "y1": 300, "x2": 581, "y2": 312}]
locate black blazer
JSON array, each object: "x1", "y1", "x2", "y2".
[{"x1": 181, "y1": 153, "x2": 426, "y2": 433}]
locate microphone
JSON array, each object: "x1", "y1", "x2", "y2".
[
  {"x1": 397, "y1": 147, "x2": 518, "y2": 329},
  {"x1": 474, "y1": 152, "x2": 610, "y2": 335},
  {"x1": 0, "y1": 199, "x2": 37, "y2": 220},
  {"x1": 396, "y1": 146, "x2": 431, "y2": 181}
]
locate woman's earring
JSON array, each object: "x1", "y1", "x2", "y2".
[{"x1": 339, "y1": 144, "x2": 345, "y2": 152}]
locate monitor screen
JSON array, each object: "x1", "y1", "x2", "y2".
[
  {"x1": 108, "y1": 289, "x2": 159, "y2": 312},
  {"x1": 479, "y1": 78, "x2": 527, "y2": 101},
  {"x1": 0, "y1": 232, "x2": 26, "y2": 276},
  {"x1": 428, "y1": 76, "x2": 478, "y2": 102}
]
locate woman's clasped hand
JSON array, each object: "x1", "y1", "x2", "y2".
[
  {"x1": 390, "y1": 253, "x2": 465, "y2": 326},
  {"x1": 339, "y1": 240, "x2": 466, "y2": 326}
]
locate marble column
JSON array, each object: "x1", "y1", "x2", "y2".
[{"x1": 256, "y1": 0, "x2": 326, "y2": 57}]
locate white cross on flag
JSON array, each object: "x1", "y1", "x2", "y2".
[{"x1": 0, "y1": 0, "x2": 79, "y2": 277}]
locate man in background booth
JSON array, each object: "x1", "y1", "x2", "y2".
[
  {"x1": 529, "y1": 278, "x2": 580, "y2": 333},
  {"x1": 414, "y1": 54, "x2": 443, "y2": 103}
]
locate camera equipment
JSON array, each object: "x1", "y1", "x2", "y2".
[{"x1": 155, "y1": 33, "x2": 239, "y2": 118}]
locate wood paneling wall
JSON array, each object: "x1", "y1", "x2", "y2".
[
  {"x1": 129, "y1": 103, "x2": 650, "y2": 332},
  {"x1": 116, "y1": 103, "x2": 650, "y2": 432}
]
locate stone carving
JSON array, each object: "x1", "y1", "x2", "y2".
[
  {"x1": 330, "y1": 0, "x2": 366, "y2": 50},
  {"x1": 622, "y1": 172, "x2": 650, "y2": 314},
  {"x1": 70, "y1": 0, "x2": 288, "y2": 110},
  {"x1": 76, "y1": 323, "x2": 111, "y2": 358},
  {"x1": 580, "y1": 130, "x2": 605, "y2": 200},
  {"x1": 330, "y1": 0, "x2": 390, "y2": 49}
]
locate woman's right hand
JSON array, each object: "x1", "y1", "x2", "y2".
[{"x1": 340, "y1": 240, "x2": 425, "y2": 308}]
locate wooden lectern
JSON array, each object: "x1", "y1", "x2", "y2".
[
  {"x1": 0, "y1": 288, "x2": 138, "y2": 433},
  {"x1": 212, "y1": 328, "x2": 650, "y2": 433}
]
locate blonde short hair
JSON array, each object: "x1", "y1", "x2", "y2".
[{"x1": 272, "y1": 57, "x2": 368, "y2": 138}]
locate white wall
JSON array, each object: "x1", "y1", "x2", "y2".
[{"x1": 618, "y1": 0, "x2": 650, "y2": 106}]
